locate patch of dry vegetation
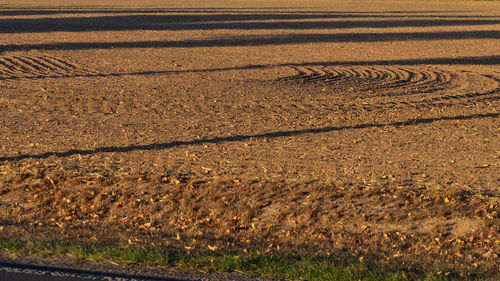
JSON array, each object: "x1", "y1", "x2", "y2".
[{"x1": 0, "y1": 165, "x2": 497, "y2": 276}]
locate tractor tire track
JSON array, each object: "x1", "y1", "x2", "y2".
[
  {"x1": 0, "y1": 55, "x2": 103, "y2": 82},
  {"x1": 277, "y1": 65, "x2": 499, "y2": 113}
]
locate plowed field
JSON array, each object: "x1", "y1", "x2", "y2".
[{"x1": 0, "y1": 0, "x2": 499, "y2": 277}]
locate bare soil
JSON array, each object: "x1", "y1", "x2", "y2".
[{"x1": 0, "y1": 0, "x2": 499, "y2": 276}]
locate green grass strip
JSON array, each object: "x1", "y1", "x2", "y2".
[{"x1": 0, "y1": 240, "x2": 463, "y2": 281}]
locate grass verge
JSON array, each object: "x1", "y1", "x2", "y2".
[{"x1": 0, "y1": 239, "x2": 466, "y2": 281}]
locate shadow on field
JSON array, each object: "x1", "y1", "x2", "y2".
[
  {"x1": 1, "y1": 113, "x2": 498, "y2": 162},
  {"x1": 1, "y1": 31, "x2": 498, "y2": 53},
  {"x1": 1, "y1": 55, "x2": 498, "y2": 81},
  {"x1": 1, "y1": 14, "x2": 498, "y2": 33},
  {"x1": 0, "y1": 262, "x2": 185, "y2": 281}
]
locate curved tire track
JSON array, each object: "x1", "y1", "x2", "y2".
[
  {"x1": 280, "y1": 65, "x2": 458, "y2": 96},
  {"x1": 0, "y1": 55, "x2": 102, "y2": 81},
  {"x1": 277, "y1": 65, "x2": 499, "y2": 111}
]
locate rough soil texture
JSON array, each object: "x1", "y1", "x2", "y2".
[{"x1": 0, "y1": 0, "x2": 499, "y2": 277}]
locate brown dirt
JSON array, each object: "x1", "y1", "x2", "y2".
[{"x1": 0, "y1": 0, "x2": 499, "y2": 276}]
